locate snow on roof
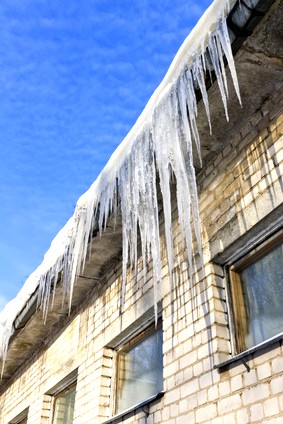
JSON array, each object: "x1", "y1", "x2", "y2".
[{"x1": 0, "y1": 0, "x2": 240, "y2": 365}]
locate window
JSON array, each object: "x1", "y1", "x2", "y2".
[
  {"x1": 9, "y1": 409, "x2": 28, "y2": 424},
  {"x1": 229, "y1": 233, "x2": 283, "y2": 353},
  {"x1": 52, "y1": 383, "x2": 77, "y2": 424},
  {"x1": 115, "y1": 323, "x2": 163, "y2": 414},
  {"x1": 46, "y1": 370, "x2": 77, "y2": 424}
]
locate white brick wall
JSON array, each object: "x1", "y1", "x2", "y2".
[{"x1": 0, "y1": 78, "x2": 283, "y2": 424}]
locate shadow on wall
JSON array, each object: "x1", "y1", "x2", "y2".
[{"x1": 200, "y1": 91, "x2": 283, "y2": 366}]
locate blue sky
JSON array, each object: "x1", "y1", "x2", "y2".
[{"x1": 0, "y1": 0, "x2": 212, "y2": 311}]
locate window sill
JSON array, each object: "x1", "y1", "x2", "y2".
[
  {"x1": 101, "y1": 392, "x2": 165, "y2": 424},
  {"x1": 214, "y1": 332, "x2": 283, "y2": 372}
]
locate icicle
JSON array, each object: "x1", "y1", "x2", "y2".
[
  {"x1": 208, "y1": 35, "x2": 230, "y2": 120},
  {"x1": 192, "y1": 53, "x2": 212, "y2": 134},
  {"x1": 217, "y1": 12, "x2": 242, "y2": 105},
  {"x1": 185, "y1": 69, "x2": 202, "y2": 166},
  {"x1": 216, "y1": 34, "x2": 229, "y2": 98},
  {"x1": 176, "y1": 74, "x2": 194, "y2": 278},
  {"x1": 51, "y1": 259, "x2": 61, "y2": 310}
]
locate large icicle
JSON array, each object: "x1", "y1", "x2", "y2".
[{"x1": 0, "y1": 0, "x2": 242, "y2": 367}]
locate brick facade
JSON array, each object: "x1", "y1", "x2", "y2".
[{"x1": 0, "y1": 81, "x2": 282, "y2": 424}]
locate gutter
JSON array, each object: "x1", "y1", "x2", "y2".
[
  {"x1": 195, "y1": 0, "x2": 276, "y2": 100},
  {"x1": 228, "y1": 0, "x2": 275, "y2": 54},
  {"x1": 8, "y1": 288, "x2": 39, "y2": 345}
]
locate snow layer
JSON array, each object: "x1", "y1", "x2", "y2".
[{"x1": 0, "y1": 0, "x2": 240, "y2": 365}]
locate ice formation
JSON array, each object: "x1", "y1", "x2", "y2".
[{"x1": 0, "y1": 0, "x2": 241, "y2": 366}]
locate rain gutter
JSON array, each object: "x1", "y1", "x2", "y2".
[{"x1": 9, "y1": 287, "x2": 40, "y2": 344}]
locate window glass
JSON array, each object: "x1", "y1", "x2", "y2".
[
  {"x1": 231, "y1": 239, "x2": 283, "y2": 351},
  {"x1": 116, "y1": 326, "x2": 163, "y2": 413},
  {"x1": 53, "y1": 384, "x2": 76, "y2": 424}
]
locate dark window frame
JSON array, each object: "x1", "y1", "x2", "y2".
[
  {"x1": 14, "y1": 418, "x2": 27, "y2": 424},
  {"x1": 9, "y1": 409, "x2": 29, "y2": 424}
]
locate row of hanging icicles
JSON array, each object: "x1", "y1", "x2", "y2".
[{"x1": 1, "y1": 7, "x2": 242, "y2": 367}]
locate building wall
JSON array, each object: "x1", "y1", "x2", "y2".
[{"x1": 0, "y1": 87, "x2": 282, "y2": 424}]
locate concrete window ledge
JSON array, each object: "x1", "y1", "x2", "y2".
[
  {"x1": 101, "y1": 392, "x2": 165, "y2": 424},
  {"x1": 214, "y1": 332, "x2": 283, "y2": 372}
]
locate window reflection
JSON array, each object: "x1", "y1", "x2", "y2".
[
  {"x1": 53, "y1": 384, "x2": 76, "y2": 424},
  {"x1": 240, "y1": 243, "x2": 283, "y2": 348},
  {"x1": 116, "y1": 326, "x2": 163, "y2": 413},
  {"x1": 230, "y1": 238, "x2": 283, "y2": 352}
]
